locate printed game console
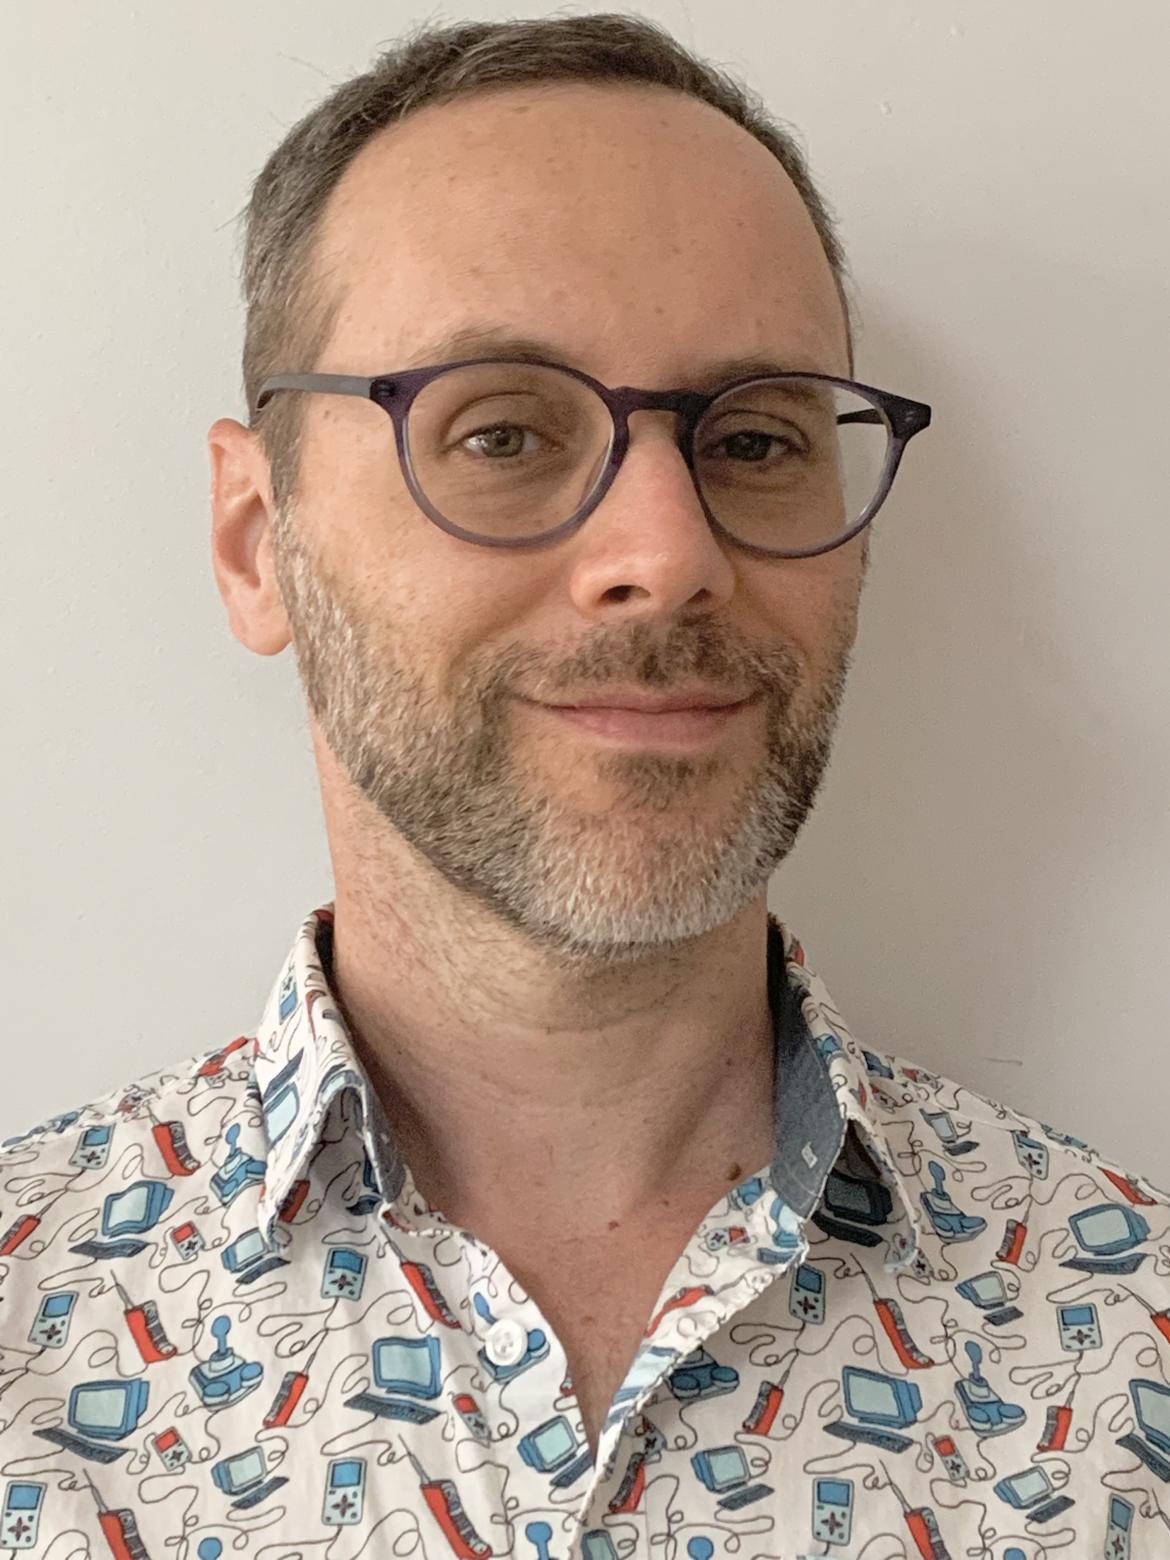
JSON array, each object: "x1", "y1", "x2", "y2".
[
  {"x1": 1106, "y1": 1494, "x2": 1135, "y2": 1559},
  {"x1": 322, "y1": 1457, "x2": 366, "y2": 1524},
  {"x1": 0, "y1": 1482, "x2": 44, "y2": 1549},
  {"x1": 452, "y1": 1392, "x2": 490, "y2": 1441},
  {"x1": 170, "y1": 1221, "x2": 205, "y2": 1260},
  {"x1": 28, "y1": 1292, "x2": 76, "y2": 1349},
  {"x1": 70, "y1": 1123, "x2": 113, "y2": 1171},
  {"x1": 321, "y1": 1246, "x2": 367, "y2": 1300},
  {"x1": 789, "y1": 1262, "x2": 825, "y2": 1324},
  {"x1": 928, "y1": 1430, "x2": 971, "y2": 1481},
  {"x1": 149, "y1": 1427, "x2": 191, "y2": 1471},
  {"x1": 811, "y1": 1476, "x2": 853, "y2": 1544},
  {"x1": 1057, "y1": 1302, "x2": 1102, "y2": 1351}
]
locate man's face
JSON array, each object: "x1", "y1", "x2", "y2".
[{"x1": 258, "y1": 83, "x2": 863, "y2": 966}]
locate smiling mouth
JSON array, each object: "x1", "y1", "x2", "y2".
[{"x1": 525, "y1": 694, "x2": 760, "y2": 747}]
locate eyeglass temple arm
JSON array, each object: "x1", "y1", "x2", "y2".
[{"x1": 254, "y1": 374, "x2": 375, "y2": 412}]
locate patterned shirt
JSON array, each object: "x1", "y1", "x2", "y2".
[{"x1": 0, "y1": 901, "x2": 1165, "y2": 1560}]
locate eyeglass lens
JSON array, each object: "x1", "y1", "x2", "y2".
[{"x1": 403, "y1": 361, "x2": 892, "y2": 550}]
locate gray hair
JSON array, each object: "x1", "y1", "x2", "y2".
[{"x1": 234, "y1": 11, "x2": 855, "y2": 514}]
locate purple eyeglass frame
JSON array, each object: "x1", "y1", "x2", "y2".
[{"x1": 255, "y1": 356, "x2": 932, "y2": 559}]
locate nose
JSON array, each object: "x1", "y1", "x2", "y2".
[{"x1": 564, "y1": 409, "x2": 738, "y2": 618}]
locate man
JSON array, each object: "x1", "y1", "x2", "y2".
[{"x1": 2, "y1": 14, "x2": 1165, "y2": 1558}]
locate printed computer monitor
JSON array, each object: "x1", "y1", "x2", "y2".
[
  {"x1": 225, "y1": 1229, "x2": 268, "y2": 1268},
  {"x1": 1003, "y1": 1468, "x2": 1050, "y2": 1505},
  {"x1": 967, "y1": 1272, "x2": 1007, "y2": 1303},
  {"x1": 68, "y1": 1379, "x2": 147, "y2": 1439},
  {"x1": 704, "y1": 1447, "x2": 747, "y2": 1491},
  {"x1": 220, "y1": 1448, "x2": 265, "y2": 1495},
  {"x1": 522, "y1": 1417, "x2": 578, "y2": 1473},
  {"x1": 372, "y1": 1336, "x2": 441, "y2": 1398},
  {"x1": 1132, "y1": 1380, "x2": 1170, "y2": 1455},
  {"x1": 842, "y1": 1368, "x2": 917, "y2": 1428},
  {"x1": 103, "y1": 1183, "x2": 155, "y2": 1234},
  {"x1": 1070, "y1": 1205, "x2": 1144, "y2": 1253},
  {"x1": 264, "y1": 1084, "x2": 298, "y2": 1146},
  {"x1": 826, "y1": 1177, "x2": 886, "y2": 1222}
]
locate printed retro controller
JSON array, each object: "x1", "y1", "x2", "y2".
[{"x1": 170, "y1": 1221, "x2": 205, "y2": 1260}]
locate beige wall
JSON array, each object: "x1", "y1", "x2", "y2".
[{"x1": 4, "y1": 2, "x2": 1168, "y2": 1179}]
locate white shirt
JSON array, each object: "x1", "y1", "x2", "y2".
[{"x1": 0, "y1": 900, "x2": 1163, "y2": 1558}]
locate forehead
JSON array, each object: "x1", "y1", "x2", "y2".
[{"x1": 314, "y1": 82, "x2": 848, "y2": 378}]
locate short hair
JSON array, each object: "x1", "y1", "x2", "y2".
[{"x1": 235, "y1": 11, "x2": 855, "y2": 513}]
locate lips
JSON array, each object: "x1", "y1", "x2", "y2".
[
  {"x1": 556, "y1": 701, "x2": 743, "y2": 713},
  {"x1": 543, "y1": 688, "x2": 755, "y2": 713},
  {"x1": 530, "y1": 695, "x2": 759, "y2": 747}
]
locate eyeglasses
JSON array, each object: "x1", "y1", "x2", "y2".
[{"x1": 255, "y1": 355, "x2": 932, "y2": 558}]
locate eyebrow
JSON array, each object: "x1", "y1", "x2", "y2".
[{"x1": 403, "y1": 324, "x2": 833, "y2": 387}]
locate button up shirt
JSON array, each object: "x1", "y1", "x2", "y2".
[{"x1": 0, "y1": 901, "x2": 1165, "y2": 1558}]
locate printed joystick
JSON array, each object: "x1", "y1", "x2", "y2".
[
  {"x1": 206, "y1": 1316, "x2": 238, "y2": 1374},
  {"x1": 965, "y1": 1339, "x2": 990, "y2": 1394},
  {"x1": 523, "y1": 1520, "x2": 554, "y2": 1560},
  {"x1": 188, "y1": 1314, "x2": 264, "y2": 1409}
]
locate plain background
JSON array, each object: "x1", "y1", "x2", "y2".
[{"x1": 3, "y1": 3, "x2": 1169, "y2": 1179}]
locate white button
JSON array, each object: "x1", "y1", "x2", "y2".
[{"x1": 485, "y1": 1318, "x2": 527, "y2": 1366}]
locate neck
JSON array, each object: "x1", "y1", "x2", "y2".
[{"x1": 324, "y1": 853, "x2": 778, "y2": 1243}]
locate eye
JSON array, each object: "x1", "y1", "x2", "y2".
[
  {"x1": 459, "y1": 423, "x2": 547, "y2": 459},
  {"x1": 706, "y1": 429, "x2": 804, "y2": 463}
]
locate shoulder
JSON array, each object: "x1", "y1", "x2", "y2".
[
  {"x1": 862, "y1": 1041, "x2": 1170, "y2": 1307},
  {"x1": 1, "y1": 1034, "x2": 257, "y2": 1156},
  {"x1": 863, "y1": 1038, "x2": 1169, "y2": 1200},
  {"x1": 0, "y1": 1032, "x2": 264, "y2": 1471},
  {"x1": 0, "y1": 1034, "x2": 260, "y2": 1276}
]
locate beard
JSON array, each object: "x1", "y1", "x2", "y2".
[{"x1": 270, "y1": 500, "x2": 860, "y2": 970}]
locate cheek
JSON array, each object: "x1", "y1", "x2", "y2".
[
  {"x1": 758, "y1": 563, "x2": 862, "y2": 671},
  {"x1": 417, "y1": 569, "x2": 542, "y2": 637},
  {"x1": 392, "y1": 563, "x2": 561, "y2": 684},
  {"x1": 764, "y1": 549, "x2": 867, "y2": 620}
]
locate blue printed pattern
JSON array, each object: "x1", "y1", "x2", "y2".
[{"x1": 0, "y1": 901, "x2": 1166, "y2": 1558}]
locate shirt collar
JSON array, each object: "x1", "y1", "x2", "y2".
[
  {"x1": 767, "y1": 914, "x2": 933, "y2": 1273},
  {"x1": 252, "y1": 902, "x2": 929, "y2": 1269},
  {"x1": 252, "y1": 903, "x2": 404, "y2": 1246}
]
